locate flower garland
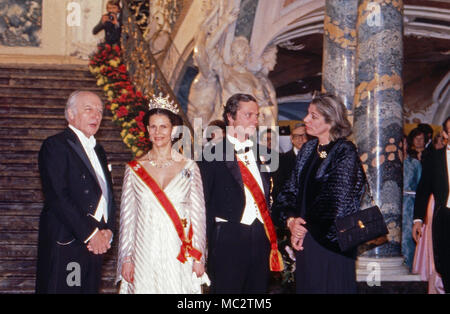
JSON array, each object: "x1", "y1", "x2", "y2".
[{"x1": 89, "y1": 43, "x2": 149, "y2": 157}]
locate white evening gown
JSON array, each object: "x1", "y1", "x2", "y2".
[{"x1": 116, "y1": 158, "x2": 208, "y2": 294}]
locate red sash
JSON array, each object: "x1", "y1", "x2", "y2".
[
  {"x1": 237, "y1": 159, "x2": 284, "y2": 272},
  {"x1": 128, "y1": 160, "x2": 202, "y2": 263}
]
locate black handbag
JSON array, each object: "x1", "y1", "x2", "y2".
[{"x1": 335, "y1": 182, "x2": 388, "y2": 252}]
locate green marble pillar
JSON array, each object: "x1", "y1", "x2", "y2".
[
  {"x1": 322, "y1": 0, "x2": 358, "y2": 121},
  {"x1": 353, "y1": 0, "x2": 404, "y2": 259}
]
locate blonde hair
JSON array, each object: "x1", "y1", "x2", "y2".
[{"x1": 311, "y1": 92, "x2": 352, "y2": 141}]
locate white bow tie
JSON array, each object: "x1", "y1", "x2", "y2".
[{"x1": 87, "y1": 136, "x2": 97, "y2": 150}]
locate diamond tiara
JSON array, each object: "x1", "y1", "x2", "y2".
[{"x1": 148, "y1": 93, "x2": 179, "y2": 114}]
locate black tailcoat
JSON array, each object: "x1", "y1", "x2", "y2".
[
  {"x1": 198, "y1": 138, "x2": 272, "y2": 293},
  {"x1": 35, "y1": 128, "x2": 116, "y2": 293},
  {"x1": 414, "y1": 147, "x2": 450, "y2": 284}
]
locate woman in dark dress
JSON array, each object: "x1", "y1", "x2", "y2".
[{"x1": 272, "y1": 93, "x2": 366, "y2": 293}]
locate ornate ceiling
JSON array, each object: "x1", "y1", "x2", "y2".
[{"x1": 268, "y1": 0, "x2": 449, "y2": 123}]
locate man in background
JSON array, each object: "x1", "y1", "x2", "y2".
[
  {"x1": 417, "y1": 123, "x2": 434, "y2": 163},
  {"x1": 93, "y1": 0, "x2": 122, "y2": 45},
  {"x1": 272, "y1": 122, "x2": 309, "y2": 202},
  {"x1": 413, "y1": 116, "x2": 450, "y2": 292}
]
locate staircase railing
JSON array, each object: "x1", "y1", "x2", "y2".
[{"x1": 120, "y1": 0, "x2": 192, "y2": 132}]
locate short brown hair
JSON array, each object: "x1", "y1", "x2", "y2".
[
  {"x1": 107, "y1": 0, "x2": 121, "y2": 8},
  {"x1": 310, "y1": 92, "x2": 352, "y2": 141},
  {"x1": 223, "y1": 93, "x2": 257, "y2": 126},
  {"x1": 443, "y1": 116, "x2": 450, "y2": 133}
]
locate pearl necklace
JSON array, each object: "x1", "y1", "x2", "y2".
[
  {"x1": 146, "y1": 154, "x2": 174, "y2": 168},
  {"x1": 147, "y1": 159, "x2": 174, "y2": 168}
]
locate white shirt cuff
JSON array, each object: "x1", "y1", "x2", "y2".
[
  {"x1": 84, "y1": 228, "x2": 99, "y2": 243},
  {"x1": 413, "y1": 219, "x2": 423, "y2": 224}
]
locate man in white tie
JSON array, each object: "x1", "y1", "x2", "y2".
[
  {"x1": 413, "y1": 116, "x2": 450, "y2": 292},
  {"x1": 199, "y1": 93, "x2": 281, "y2": 293},
  {"x1": 36, "y1": 91, "x2": 116, "y2": 293}
]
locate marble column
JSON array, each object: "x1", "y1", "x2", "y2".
[
  {"x1": 352, "y1": 0, "x2": 411, "y2": 282},
  {"x1": 322, "y1": 0, "x2": 358, "y2": 122}
]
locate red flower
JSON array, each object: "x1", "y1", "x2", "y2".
[
  {"x1": 116, "y1": 106, "x2": 128, "y2": 118},
  {"x1": 135, "y1": 111, "x2": 146, "y2": 130},
  {"x1": 119, "y1": 93, "x2": 128, "y2": 102},
  {"x1": 136, "y1": 111, "x2": 145, "y2": 120},
  {"x1": 118, "y1": 64, "x2": 127, "y2": 73},
  {"x1": 88, "y1": 42, "x2": 152, "y2": 156}
]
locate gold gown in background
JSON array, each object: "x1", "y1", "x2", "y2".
[{"x1": 116, "y1": 158, "x2": 207, "y2": 293}]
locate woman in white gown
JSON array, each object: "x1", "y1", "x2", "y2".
[{"x1": 116, "y1": 95, "x2": 208, "y2": 294}]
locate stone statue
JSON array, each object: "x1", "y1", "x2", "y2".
[
  {"x1": 145, "y1": 0, "x2": 172, "y2": 62},
  {"x1": 187, "y1": 5, "x2": 238, "y2": 127},
  {"x1": 255, "y1": 45, "x2": 278, "y2": 126},
  {"x1": 209, "y1": 35, "x2": 276, "y2": 126},
  {"x1": 187, "y1": 0, "x2": 279, "y2": 127}
]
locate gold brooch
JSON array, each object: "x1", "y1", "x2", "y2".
[{"x1": 317, "y1": 145, "x2": 327, "y2": 159}]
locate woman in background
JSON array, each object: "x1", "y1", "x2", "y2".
[
  {"x1": 407, "y1": 128, "x2": 426, "y2": 161},
  {"x1": 402, "y1": 136, "x2": 422, "y2": 271}
]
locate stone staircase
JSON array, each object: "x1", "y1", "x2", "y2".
[{"x1": 0, "y1": 64, "x2": 132, "y2": 293}]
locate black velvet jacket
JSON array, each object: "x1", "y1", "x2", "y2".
[{"x1": 272, "y1": 138, "x2": 366, "y2": 254}]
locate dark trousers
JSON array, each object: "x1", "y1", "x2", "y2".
[
  {"x1": 36, "y1": 219, "x2": 107, "y2": 294},
  {"x1": 442, "y1": 273, "x2": 450, "y2": 293},
  {"x1": 433, "y1": 206, "x2": 450, "y2": 294},
  {"x1": 208, "y1": 220, "x2": 270, "y2": 294},
  {"x1": 47, "y1": 241, "x2": 103, "y2": 294}
]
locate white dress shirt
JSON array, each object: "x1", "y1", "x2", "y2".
[
  {"x1": 69, "y1": 125, "x2": 109, "y2": 241},
  {"x1": 293, "y1": 147, "x2": 300, "y2": 156},
  {"x1": 227, "y1": 135, "x2": 264, "y2": 226}
]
